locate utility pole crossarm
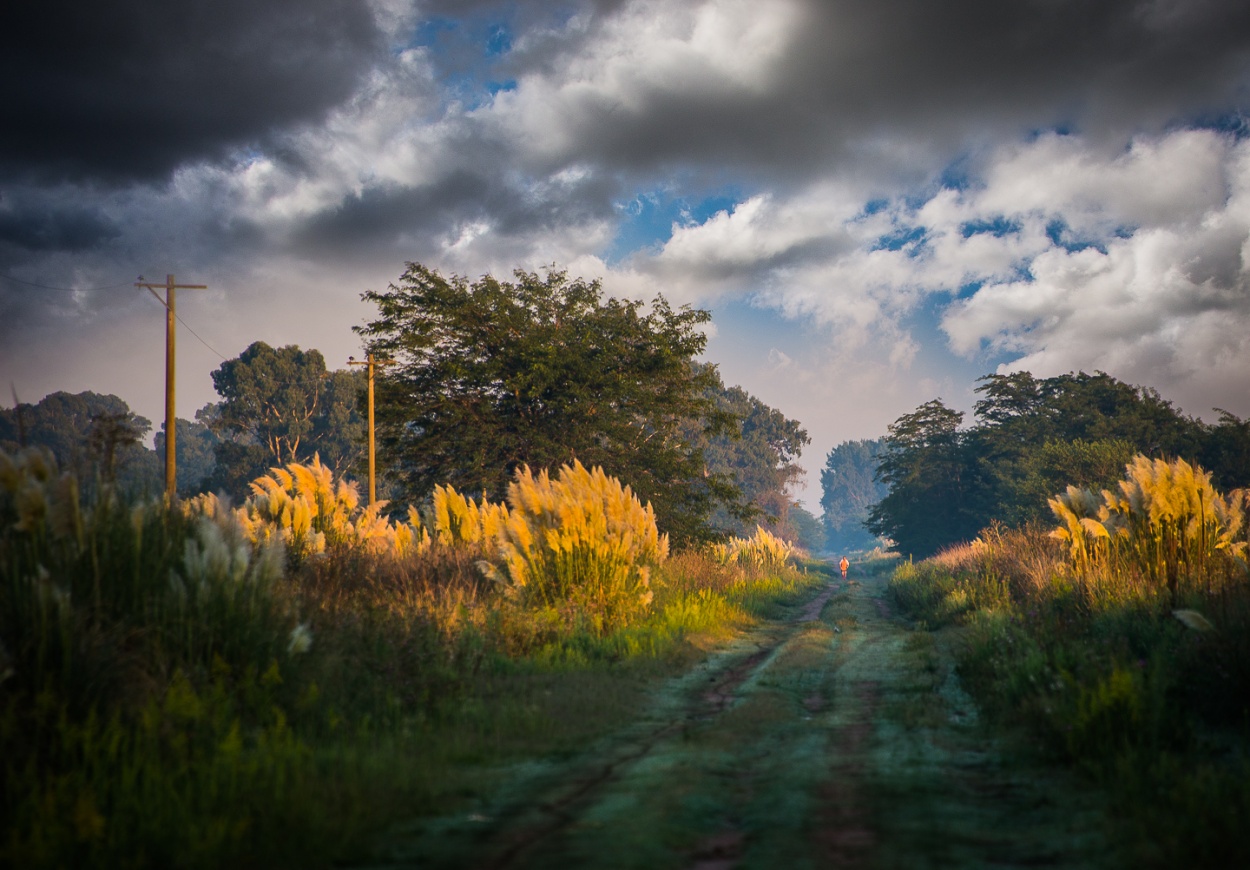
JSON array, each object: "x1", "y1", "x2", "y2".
[
  {"x1": 347, "y1": 352, "x2": 395, "y2": 506},
  {"x1": 136, "y1": 274, "x2": 208, "y2": 498}
]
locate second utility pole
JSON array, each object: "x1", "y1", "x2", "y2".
[
  {"x1": 136, "y1": 274, "x2": 208, "y2": 497},
  {"x1": 347, "y1": 353, "x2": 394, "y2": 505}
]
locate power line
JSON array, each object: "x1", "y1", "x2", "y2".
[
  {"x1": 0, "y1": 271, "x2": 135, "y2": 293},
  {"x1": 173, "y1": 309, "x2": 228, "y2": 362},
  {"x1": 138, "y1": 282, "x2": 227, "y2": 361},
  {"x1": 1, "y1": 268, "x2": 227, "y2": 360},
  {"x1": 137, "y1": 275, "x2": 210, "y2": 497}
]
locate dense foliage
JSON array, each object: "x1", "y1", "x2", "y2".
[
  {"x1": 687, "y1": 369, "x2": 811, "y2": 540},
  {"x1": 869, "y1": 371, "x2": 1250, "y2": 558},
  {"x1": 206, "y1": 342, "x2": 366, "y2": 497},
  {"x1": 819, "y1": 438, "x2": 887, "y2": 553},
  {"x1": 357, "y1": 264, "x2": 733, "y2": 545},
  {"x1": 0, "y1": 444, "x2": 814, "y2": 868},
  {"x1": 0, "y1": 391, "x2": 159, "y2": 494},
  {"x1": 889, "y1": 458, "x2": 1250, "y2": 866},
  {"x1": 153, "y1": 415, "x2": 220, "y2": 494}
]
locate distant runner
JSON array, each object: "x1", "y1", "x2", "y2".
[{"x1": 839, "y1": 557, "x2": 849, "y2": 579}]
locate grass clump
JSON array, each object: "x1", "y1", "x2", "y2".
[
  {"x1": 889, "y1": 455, "x2": 1250, "y2": 868},
  {"x1": 483, "y1": 460, "x2": 669, "y2": 636},
  {"x1": 710, "y1": 525, "x2": 794, "y2": 572},
  {"x1": 0, "y1": 447, "x2": 816, "y2": 868}
]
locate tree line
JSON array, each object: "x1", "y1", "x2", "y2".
[
  {"x1": 2, "y1": 264, "x2": 821, "y2": 548},
  {"x1": 862, "y1": 371, "x2": 1250, "y2": 558}
]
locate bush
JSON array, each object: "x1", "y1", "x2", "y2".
[
  {"x1": 709, "y1": 525, "x2": 794, "y2": 572},
  {"x1": 1, "y1": 446, "x2": 817, "y2": 868},
  {"x1": 484, "y1": 461, "x2": 668, "y2": 635}
]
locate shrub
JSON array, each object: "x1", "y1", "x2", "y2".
[
  {"x1": 482, "y1": 461, "x2": 668, "y2": 635},
  {"x1": 709, "y1": 525, "x2": 794, "y2": 572},
  {"x1": 1049, "y1": 455, "x2": 1249, "y2": 604}
]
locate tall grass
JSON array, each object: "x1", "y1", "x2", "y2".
[
  {"x1": 709, "y1": 525, "x2": 794, "y2": 572},
  {"x1": 1, "y1": 447, "x2": 817, "y2": 868},
  {"x1": 889, "y1": 455, "x2": 1250, "y2": 867},
  {"x1": 1049, "y1": 456, "x2": 1248, "y2": 604}
]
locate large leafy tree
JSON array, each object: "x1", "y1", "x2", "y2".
[
  {"x1": 868, "y1": 370, "x2": 1226, "y2": 557},
  {"x1": 206, "y1": 342, "x2": 366, "y2": 497},
  {"x1": 820, "y1": 438, "x2": 887, "y2": 553},
  {"x1": 211, "y1": 342, "x2": 331, "y2": 465},
  {"x1": 690, "y1": 372, "x2": 810, "y2": 539},
  {"x1": 867, "y1": 400, "x2": 979, "y2": 558},
  {"x1": 968, "y1": 371, "x2": 1204, "y2": 527},
  {"x1": 1201, "y1": 410, "x2": 1250, "y2": 491},
  {"x1": 356, "y1": 264, "x2": 730, "y2": 544}
]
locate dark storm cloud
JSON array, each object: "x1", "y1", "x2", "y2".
[
  {"x1": 0, "y1": 202, "x2": 119, "y2": 252},
  {"x1": 787, "y1": 0, "x2": 1250, "y2": 132},
  {"x1": 292, "y1": 162, "x2": 620, "y2": 256},
  {"x1": 0, "y1": 0, "x2": 383, "y2": 184},
  {"x1": 498, "y1": 0, "x2": 1250, "y2": 181},
  {"x1": 297, "y1": 172, "x2": 496, "y2": 251}
]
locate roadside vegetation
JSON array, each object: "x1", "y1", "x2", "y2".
[
  {"x1": 0, "y1": 446, "x2": 818, "y2": 869},
  {"x1": 889, "y1": 454, "x2": 1250, "y2": 867}
]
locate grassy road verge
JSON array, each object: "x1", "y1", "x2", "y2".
[{"x1": 357, "y1": 558, "x2": 1110, "y2": 869}]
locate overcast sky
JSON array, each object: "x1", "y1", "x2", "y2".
[{"x1": 3, "y1": 0, "x2": 1249, "y2": 511}]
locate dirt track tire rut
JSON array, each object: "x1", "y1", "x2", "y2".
[{"x1": 357, "y1": 563, "x2": 1111, "y2": 869}]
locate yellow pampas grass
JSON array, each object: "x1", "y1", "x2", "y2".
[
  {"x1": 1050, "y1": 455, "x2": 1249, "y2": 601},
  {"x1": 481, "y1": 460, "x2": 667, "y2": 634},
  {"x1": 709, "y1": 526, "x2": 794, "y2": 572}
]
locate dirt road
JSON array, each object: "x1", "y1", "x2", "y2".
[{"x1": 361, "y1": 561, "x2": 1110, "y2": 869}]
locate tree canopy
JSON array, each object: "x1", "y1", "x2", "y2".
[
  {"x1": 688, "y1": 371, "x2": 810, "y2": 539},
  {"x1": 0, "y1": 391, "x2": 159, "y2": 493},
  {"x1": 154, "y1": 415, "x2": 220, "y2": 496},
  {"x1": 356, "y1": 264, "x2": 731, "y2": 544},
  {"x1": 205, "y1": 342, "x2": 365, "y2": 498},
  {"x1": 867, "y1": 400, "x2": 977, "y2": 558},
  {"x1": 866, "y1": 370, "x2": 1243, "y2": 558},
  {"x1": 820, "y1": 438, "x2": 887, "y2": 553}
]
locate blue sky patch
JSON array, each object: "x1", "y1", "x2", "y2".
[
  {"x1": 1045, "y1": 218, "x2": 1116, "y2": 253},
  {"x1": 872, "y1": 225, "x2": 927, "y2": 254},
  {"x1": 604, "y1": 187, "x2": 742, "y2": 264},
  {"x1": 485, "y1": 24, "x2": 512, "y2": 56},
  {"x1": 937, "y1": 157, "x2": 975, "y2": 193},
  {"x1": 861, "y1": 198, "x2": 890, "y2": 217},
  {"x1": 1027, "y1": 124, "x2": 1077, "y2": 141},
  {"x1": 409, "y1": 17, "x2": 458, "y2": 49},
  {"x1": 961, "y1": 216, "x2": 1019, "y2": 238},
  {"x1": 1188, "y1": 112, "x2": 1248, "y2": 140}
]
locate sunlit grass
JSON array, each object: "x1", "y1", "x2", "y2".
[
  {"x1": 0, "y1": 446, "x2": 818, "y2": 868},
  {"x1": 888, "y1": 454, "x2": 1250, "y2": 867}
]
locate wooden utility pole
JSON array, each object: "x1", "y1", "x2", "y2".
[
  {"x1": 347, "y1": 353, "x2": 393, "y2": 505},
  {"x1": 136, "y1": 274, "x2": 208, "y2": 497}
]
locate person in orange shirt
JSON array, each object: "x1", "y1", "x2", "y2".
[{"x1": 839, "y1": 556, "x2": 849, "y2": 579}]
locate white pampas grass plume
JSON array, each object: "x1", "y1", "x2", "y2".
[
  {"x1": 287, "y1": 622, "x2": 314, "y2": 655},
  {"x1": 1172, "y1": 609, "x2": 1216, "y2": 633}
]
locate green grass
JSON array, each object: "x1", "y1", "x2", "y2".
[
  {"x1": 0, "y1": 454, "x2": 820, "y2": 869},
  {"x1": 887, "y1": 525, "x2": 1250, "y2": 868}
]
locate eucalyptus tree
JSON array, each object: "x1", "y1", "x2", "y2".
[
  {"x1": 867, "y1": 399, "x2": 978, "y2": 558},
  {"x1": 0, "y1": 391, "x2": 159, "y2": 492},
  {"x1": 206, "y1": 342, "x2": 365, "y2": 497},
  {"x1": 688, "y1": 373, "x2": 810, "y2": 539}
]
